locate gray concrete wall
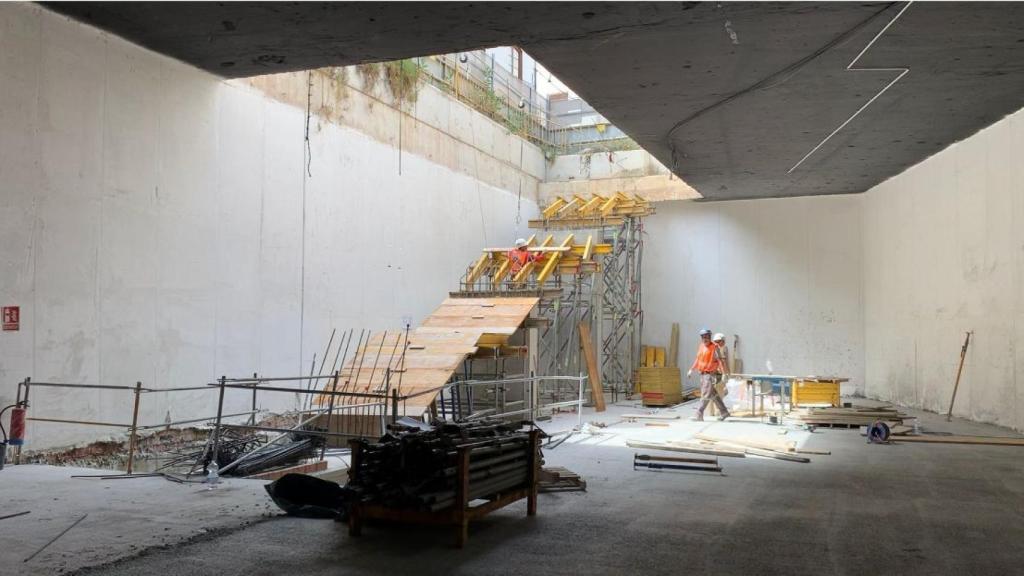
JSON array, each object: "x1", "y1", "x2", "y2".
[
  {"x1": 643, "y1": 197, "x2": 864, "y2": 393},
  {"x1": 541, "y1": 150, "x2": 701, "y2": 203},
  {"x1": 863, "y1": 107, "x2": 1024, "y2": 430},
  {"x1": 0, "y1": 3, "x2": 538, "y2": 449}
]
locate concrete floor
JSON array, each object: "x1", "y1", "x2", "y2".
[
  {"x1": 5, "y1": 399, "x2": 1024, "y2": 575},
  {"x1": 0, "y1": 466, "x2": 275, "y2": 576}
]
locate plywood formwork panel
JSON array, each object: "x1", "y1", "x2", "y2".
[{"x1": 318, "y1": 297, "x2": 539, "y2": 421}]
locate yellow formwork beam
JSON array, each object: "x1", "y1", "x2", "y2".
[
  {"x1": 542, "y1": 198, "x2": 566, "y2": 219},
  {"x1": 511, "y1": 260, "x2": 536, "y2": 285},
  {"x1": 558, "y1": 196, "x2": 582, "y2": 215},
  {"x1": 582, "y1": 235, "x2": 594, "y2": 260},
  {"x1": 579, "y1": 195, "x2": 605, "y2": 214},
  {"x1": 536, "y1": 234, "x2": 573, "y2": 284},
  {"x1": 599, "y1": 194, "x2": 619, "y2": 217},
  {"x1": 492, "y1": 255, "x2": 512, "y2": 283},
  {"x1": 466, "y1": 253, "x2": 491, "y2": 284}
]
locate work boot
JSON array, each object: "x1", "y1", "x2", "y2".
[{"x1": 717, "y1": 411, "x2": 730, "y2": 422}]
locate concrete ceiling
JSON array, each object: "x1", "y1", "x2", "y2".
[{"x1": 44, "y1": 2, "x2": 1024, "y2": 200}]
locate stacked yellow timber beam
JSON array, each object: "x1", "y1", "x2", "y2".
[
  {"x1": 316, "y1": 297, "x2": 539, "y2": 426},
  {"x1": 637, "y1": 344, "x2": 681, "y2": 406},
  {"x1": 786, "y1": 405, "x2": 911, "y2": 427},
  {"x1": 463, "y1": 234, "x2": 612, "y2": 290},
  {"x1": 529, "y1": 192, "x2": 655, "y2": 230}
]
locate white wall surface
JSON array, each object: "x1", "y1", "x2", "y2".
[
  {"x1": 643, "y1": 197, "x2": 864, "y2": 391},
  {"x1": 0, "y1": 4, "x2": 536, "y2": 449},
  {"x1": 547, "y1": 149, "x2": 668, "y2": 182},
  {"x1": 863, "y1": 107, "x2": 1024, "y2": 430}
]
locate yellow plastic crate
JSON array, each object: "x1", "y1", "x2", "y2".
[{"x1": 790, "y1": 379, "x2": 841, "y2": 407}]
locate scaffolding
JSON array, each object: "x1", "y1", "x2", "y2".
[{"x1": 528, "y1": 193, "x2": 652, "y2": 399}]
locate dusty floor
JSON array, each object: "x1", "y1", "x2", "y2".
[{"x1": 4, "y1": 398, "x2": 1024, "y2": 575}]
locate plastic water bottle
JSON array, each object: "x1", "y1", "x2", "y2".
[{"x1": 206, "y1": 460, "x2": 220, "y2": 488}]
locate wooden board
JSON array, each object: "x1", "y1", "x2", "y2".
[
  {"x1": 668, "y1": 323, "x2": 679, "y2": 368},
  {"x1": 693, "y1": 433, "x2": 831, "y2": 456},
  {"x1": 893, "y1": 434, "x2": 1024, "y2": 447},
  {"x1": 578, "y1": 321, "x2": 606, "y2": 412},
  {"x1": 622, "y1": 413, "x2": 679, "y2": 420},
  {"x1": 317, "y1": 297, "x2": 539, "y2": 419},
  {"x1": 675, "y1": 440, "x2": 809, "y2": 463},
  {"x1": 626, "y1": 439, "x2": 745, "y2": 458}
]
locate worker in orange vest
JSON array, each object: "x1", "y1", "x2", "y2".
[
  {"x1": 687, "y1": 328, "x2": 730, "y2": 421},
  {"x1": 507, "y1": 238, "x2": 544, "y2": 275}
]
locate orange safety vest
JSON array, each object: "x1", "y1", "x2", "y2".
[
  {"x1": 690, "y1": 342, "x2": 722, "y2": 373},
  {"x1": 508, "y1": 248, "x2": 531, "y2": 274}
]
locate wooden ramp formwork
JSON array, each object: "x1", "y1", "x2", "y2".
[{"x1": 316, "y1": 297, "x2": 539, "y2": 441}]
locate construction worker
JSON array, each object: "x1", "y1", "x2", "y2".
[
  {"x1": 713, "y1": 333, "x2": 730, "y2": 374},
  {"x1": 711, "y1": 333, "x2": 730, "y2": 414},
  {"x1": 507, "y1": 238, "x2": 543, "y2": 275},
  {"x1": 687, "y1": 328, "x2": 730, "y2": 421}
]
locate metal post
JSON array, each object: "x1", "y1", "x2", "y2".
[
  {"x1": 321, "y1": 371, "x2": 339, "y2": 461},
  {"x1": 126, "y1": 382, "x2": 142, "y2": 475},
  {"x1": 250, "y1": 372, "x2": 258, "y2": 426},
  {"x1": 209, "y1": 376, "x2": 227, "y2": 470},
  {"x1": 391, "y1": 389, "x2": 399, "y2": 426},
  {"x1": 577, "y1": 373, "x2": 585, "y2": 430}
]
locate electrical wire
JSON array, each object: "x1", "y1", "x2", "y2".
[
  {"x1": 787, "y1": 1, "x2": 913, "y2": 173},
  {"x1": 665, "y1": 2, "x2": 897, "y2": 172}
]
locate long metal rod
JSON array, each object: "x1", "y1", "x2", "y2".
[
  {"x1": 206, "y1": 382, "x2": 385, "y2": 399},
  {"x1": 217, "y1": 405, "x2": 346, "y2": 476},
  {"x1": 19, "y1": 382, "x2": 140, "y2": 390},
  {"x1": 26, "y1": 417, "x2": 130, "y2": 428},
  {"x1": 23, "y1": 513, "x2": 88, "y2": 563},
  {"x1": 136, "y1": 410, "x2": 259, "y2": 430},
  {"x1": 218, "y1": 423, "x2": 366, "y2": 439}
]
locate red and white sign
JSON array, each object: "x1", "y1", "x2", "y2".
[{"x1": 2, "y1": 306, "x2": 19, "y2": 331}]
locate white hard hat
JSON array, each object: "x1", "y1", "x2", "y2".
[
  {"x1": 713, "y1": 332, "x2": 725, "y2": 342},
  {"x1": 514, "y1": 238, "x2": 528, "y2": 247}
]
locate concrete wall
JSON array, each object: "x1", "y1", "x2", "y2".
[
  {"x1": 547, "y1": 149, "x2": 668, "y2": 182},
  {"x1": 541, "y1": 149, "x2": 701, "y2": 203},
  {"x1": 863, "y1": 107, "x2": 1024, "y2": 430},
  {"x1": 0, "y1": 3, "x2": 538, "y2": 449},
  {"x1": 643, "y1": 197, "x2": 864, "y2": 392}
]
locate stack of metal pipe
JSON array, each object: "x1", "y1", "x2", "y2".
[{"x1": 346, "y1": 420, "x2": 538, "y2": 512}]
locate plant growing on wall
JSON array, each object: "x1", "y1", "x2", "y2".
[
  {"x1": 383, "y1": 58, "x2": 425, "y2": 108},
  {"x1": 356, "y1": 62, "x2": 385, "y2": 94}
]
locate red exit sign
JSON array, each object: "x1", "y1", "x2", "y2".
[{"x1": 2, "y1": 306, "x2": 19, "y2": 331}]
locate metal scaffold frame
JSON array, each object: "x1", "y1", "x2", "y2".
[
  {"x1": 451, "y1": 192, "x2": 651, "y2": 405},
  {"x1": 529, "y1": 193, "x2": 650, "y2": 401},
  {"x1": 598, "y1": 217, "x2": 644, "y2": 398}
]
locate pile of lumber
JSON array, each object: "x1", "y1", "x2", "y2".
[
  {"x1": 786, "y1": 405, "x2": 911, "y2": 427},
  {"x1": 539, "y1": 466, "x2": 586, "y2": 492},
  {"x1": 636, "y1": 366, "x2": 683, "y2": 406},
  {"x1": 626, "y1": 435, "x2": 820, "y2": 463}
]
